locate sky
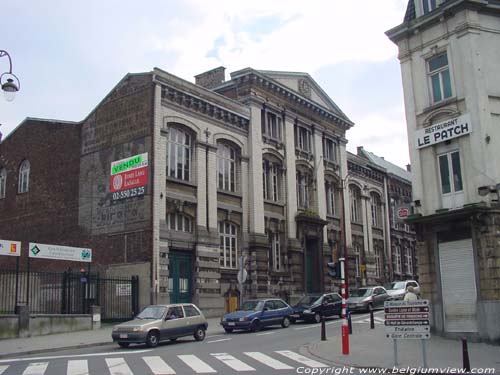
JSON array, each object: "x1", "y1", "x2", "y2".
[{"x1": 0, "y1": 0, "x2": 410, "y2": 167}]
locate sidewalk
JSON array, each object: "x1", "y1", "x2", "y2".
[
  {"x1": 305, "y1": 318, "x2": 500, "y2": 372},
  {"x1": 0, "y1": 317, "x2": 223, "y2": 359}
]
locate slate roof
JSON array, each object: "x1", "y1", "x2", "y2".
[{"x1": 403, "y1": 0, "x2": 454, "y2": 23}]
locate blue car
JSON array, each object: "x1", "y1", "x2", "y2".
[{"x1": 220, "y1": 298, "x2": 294, "y2": 332}]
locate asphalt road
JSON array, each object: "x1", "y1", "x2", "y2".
[{"x1": 0, "y1": 312, "x2": 376, "y2": 375}]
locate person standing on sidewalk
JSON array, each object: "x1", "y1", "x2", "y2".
[{"x1": 404, "y1": 286, "x2": 418, "y2": 302}]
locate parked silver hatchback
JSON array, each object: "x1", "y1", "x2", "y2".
[{"x1": 111, "y1": 304, "x2": 208, "y2": 348}]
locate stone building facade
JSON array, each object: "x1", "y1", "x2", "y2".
[
  {"x1": 0, "y1": 67, "x2": 415, "y2": 317},
  {"x1": 387, "y1": 0, "x2": 500, "y2": 342}
]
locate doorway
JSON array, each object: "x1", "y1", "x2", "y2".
[
  {"x1": 305, "y1": 238, "x2": 321, "y2": 293},
  {"x1": 168, "y1": 251, "x2": 192, "y2": 303}
]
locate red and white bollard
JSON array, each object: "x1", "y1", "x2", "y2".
[{"x1": 340, "y1": 257, "x2": 349, "y2": 355}]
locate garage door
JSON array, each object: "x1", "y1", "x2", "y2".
[{"x1": 438, "y1": 239, "x2": 477, "y2": 332}]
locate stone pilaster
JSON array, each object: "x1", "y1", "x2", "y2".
[
  {"x1": 284, "y1": 110, "x2": 298, "y2": 239},
  {"x1": 313, "y1": 127, "x2": 327, "y2": 244}
]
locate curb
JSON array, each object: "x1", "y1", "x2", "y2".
[{"x1": 0, "y1": 341, "x2": 112, "y2": 360}]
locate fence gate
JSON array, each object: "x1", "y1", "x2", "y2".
[{"x1": 0, "y1": 270, "x2": 139, "y2": 322}]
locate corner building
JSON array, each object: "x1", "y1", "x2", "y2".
[{"x1": 387, "y1": 0, "x2": 500, "y2": 342}]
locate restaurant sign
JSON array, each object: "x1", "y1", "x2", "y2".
[{"x1": 416, "y1": 113, "x2": 471, "y2": 149}]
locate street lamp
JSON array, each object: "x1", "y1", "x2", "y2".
[{"x1": 0, "y1": 50, "x2": 20, "y2": 102}]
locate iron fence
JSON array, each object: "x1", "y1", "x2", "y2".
[{"x1": 0, "y1": 269, "x2": 138, "y2": 321}]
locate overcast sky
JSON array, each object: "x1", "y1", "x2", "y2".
[{"x1": 0, "y1": 0, "x2": 410, "y2": 167}]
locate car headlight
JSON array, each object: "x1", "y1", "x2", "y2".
[
  {"x1": 112, "y1": 327, "x2": 118, "y2": 332},
  {"x1": 239, "y1": 317, "x2": 249, "y2": 321},
  {"x1": 132, "y1": 326, "x2": 144, "y2": 333},
  {"x1": 303, "y1": 309, "x2": 312, "y2": 314},
  {"x1": 221, "y1": 317, "x2": 226, "y2": 322}
]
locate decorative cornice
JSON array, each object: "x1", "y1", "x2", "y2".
[{"x1": 160, "y1": 85, "x2": 250, "y2": 132}]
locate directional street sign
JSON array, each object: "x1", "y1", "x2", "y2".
[
  {"x1": 384, "y1": 299, "x2": 430, "y2": 340},
  {"x1": 385, "y1": 326, "x2": 430, "y2": 334},
  {"x1": 385, "y1": 320, "x2": 430, "y2": 326},
  {"x1": 0, "y1": 239, "x2": 21, "y2": 257},
  {"x1": 385, "y1": 313, "x2": 429, "y2": 320}
]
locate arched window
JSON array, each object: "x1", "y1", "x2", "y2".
[
  {"x1": 217, "y1": 142, "x2": 238, "y2": 192},
  {"x1": 219, "y1": 221, "x2": 238, "y2": 268},
  {"x1": 18, "y1": 160, "x2": 30, "y2": 193},
  {"x1": 349, "y1": 185, "x2": 361, "y2": 223},
  {"x1": 0, "y1": 167, "x2": 6, "y2": 199},
  {"x1": 370, "y1": 192, "x2": 382, "y2": 227},
  {"x1": 167, "y1": 126, "x2": 192, "y2": 181},
  {"x1": 166, "y1": 212, "x2": 193, "y2": 232},
  {"x1": 262, "y1": 157, "x2": 282, "y2": 202}
]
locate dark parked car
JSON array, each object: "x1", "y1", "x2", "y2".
[
  {"x1": 347, "y1": 286, "x2": 389, "y2": 313},
  {"x1": 220, "y1": 299, "x2": 293, "y2": 333},
  {"x1": 386, "y1": 280, "x2": 420, "y2": 300},
  {"x1": 290, "y1": 293, "x2": 342, "y2": 323}
]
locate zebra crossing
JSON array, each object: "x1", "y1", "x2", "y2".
[
  {"x1": 355, "y1": 316, "x2": 385, "y2": 324},
  {"x1": 0, "y1": 350, "x2": 329, "y2": 374}
]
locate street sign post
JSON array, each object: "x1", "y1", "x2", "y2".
[{"x1": 385, "y1": 299, "x2": 430, "y2": 368}]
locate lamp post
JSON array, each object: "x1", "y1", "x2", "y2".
[{"x1": 0, "y1": 50, "x2": 21, "y2": 102}]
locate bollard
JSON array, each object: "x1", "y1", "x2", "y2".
[
  {"x1": 462, "y1": 337, "x2": 471, "y2": 372},
  {"x1": 370, "y1": 308, "x2": 374, "y2": 329},
  {"x1": 348, "y1": 310, "x2": 352, "y2": 334},
  {"x1": 321, "y1": 314, "x2": 326, "y2": 341}
]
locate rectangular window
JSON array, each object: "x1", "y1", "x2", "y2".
[
  {"x1": 354, "y1": 244, "x2": 361, "y2": 278},
  {"x1": 428, "y1": 53, "x2": 452, "y2": 103},
  {"x1": 422, "y1": 0, "x2": 437, "y2": 14},
  {"x1": 405, "y1": 246, "x2": 413, "y2": 275},
  {"x1": 326, "y1": 183, "x2": 336, "y2": 216},
  {"x1": 219, "y1": 222, "x2": 238, "y2": 269},
  {"x1": 350, "y1": 188, "x2": 360, "y2": 223},
  {"x1": 265, "y1": 112, "x2": 282, "y2": 141},
  {"x1": 375, "y1": 248, "x2": 382, "y2": 278},
  {"x1": 297, "y1": 172, "x2": 309, "y2": 208},
  {"x1": 393, "y1": 245, "x2": 402, "y2": 275},
  {"x1": 371, "y1": 196, "x2": 379, "y2": 227},
  {"x1": 439, "y1": 150, "x2": 463, "y2": 195},
  {"x1": 271, "y1": 232, "x2": 282, "y2": 272},
  {"x1": 323, "y1": 138, "x2": 337, "y2": 162},
  {"x1": 295, "y1": 126, "x2": 311, "y2": 152}
]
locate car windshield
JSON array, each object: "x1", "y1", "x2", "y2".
[
  {"x1": 241, "y1": 300, "x2": 264, "y2": 311},
  {"x1": 297, "y1": 295, "x2": 321, "y2": 305},
  {"x1": 390, "y1": 282, "x2": 407, "y2": 290},
  {"x1": 350, "y1": 288, "x2": 373, "y2": 297},
  {"x1": 136, "y1": 306, "x2": 167, "y2": 319}
]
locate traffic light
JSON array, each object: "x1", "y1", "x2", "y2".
[{"x1": 327, "y1": 262, "x2": 340, "y2": 279}]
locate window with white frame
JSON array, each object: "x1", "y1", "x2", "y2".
[
  {"x1": 422, "y1": 0, "x2": 437, "y2": 14},
  {"x1": 167, "y1": 126, "x2": 192, "y2": 181},
  {"x1": 296, "y1": 170, "x2": 311, "y2": 209},
  {"x1": 375, "y1": 246, "x2": 383, "y2": 278},
  {"x1": 428, "y1": 52, "x2": 452, "y2": 103},
  {"x1": 438, "y1": 150, "x2": 463, "y2": 195},
  {"x1": 405, "y1": 246, "x2": 413, "y2": 275},
  {"x1": 166, "y1": 212, "x2": 192, "y2": 232},
  {"x1": 325, "y1": 181, "x2": 336, "y2": 216},
  {"x1": 349, "y1": 186, "x2": 361, "y2": 223},
  {"x1": 393, "y1": 245, "x2": 402, "y2": 275},
  {"x1": 370, "y1": 193, "x2": 381, "y2": 227},
  {"x1": 262, "y1": 159, "x2": 281, "y2": 202},
  {"x1": 294, "y1": 125, "x2": 312, "y2": 153},
  {"x1": 219, "y1": 221, "x2": 238, "y2": 269},
  {"x1": 0, "y1": 168, "x2": 6, "y2": 199},
  {"x1": 18, "y1": 160, "x2": 30, "y2": 194},
  {"x1": 390, "y1": 198, "x2": 397, "y2": 229},
  {"x1": 217, "y1": 142, "x2": 237, "y2": 192},
  {"x1": 262, "y1": 111, "x2": 282, "y2": 141},
  {"x1": 323, "y1": 138, "x2": 337, "y2": 163},
  {"x1": 271, "y1": 231, "x2": 282, "y2": 272}
]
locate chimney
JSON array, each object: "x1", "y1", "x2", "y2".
[
  {"x1": 406, "y1": 164, "x2": 411, "y2": 172},
  {"x1": 357, "y1": 146, "x2": 364, "y2": 155},
  {"x1": 195, "y1": 67, "x2": 226, "y2": 89}
]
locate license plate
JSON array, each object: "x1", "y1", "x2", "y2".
[
  {"x1": 228, "y1": 322, "x2": 235, "y2": 326},
  {"x1": 119, "y1": 334, "x2": 128, "y2": 339}
]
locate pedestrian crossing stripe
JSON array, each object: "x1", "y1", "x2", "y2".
[
  {"x1": 356, "y1": 317, "x2": 384, "y2": 324},
  {"x1": 0, "y1": 350, "x2": 329, "y2": 374}
]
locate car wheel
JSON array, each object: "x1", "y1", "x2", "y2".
[
  {"x1": 281, "y1": 317, "x2": 291, "y2": 328},
  {"x1": 194, "y1": 326, "x2": 206, "y2": 341},
  {"x1": 224, "y1": 328, "x2": 233, "y2": 333},
  {"x1": 314, "y1": 313, "x2": 321, "y2": 324},
  {"x1": 146, "y1": 331, "x2": 159, "y2": 348},
  {"x1": 250, "y1": 320, "x2": 261, "y2": 332},
  {"x1": 118, "y1": 342, "x2": 129, "y2": 348}
]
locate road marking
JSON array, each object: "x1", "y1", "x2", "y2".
[
  {"x1": 207, "y1": 338, "x2": 232, "y2": 343},
  {"x1": 206, "y1": 334, "x2": 225, "y2": 338},
  {"x1": 105, "y1": 358, "x2": 133, "y2": 375},
  {"x1": 211, "y1": 353, "x2": 255, "y2": 372},
  {"x1": 178, "y1": 355, "x2": 216, "y2": 373},
  {"x1": 244, "y1": 352, "x2": 294, "y2": 370},
  {"x1": 143, "y1": 356, "x2": 176, "y2": 374},
  {"x1": 0, "y1": 350, "x2": 153, "y2": 364},
  {"x1": 23, "y1": 362, "x2": 49, "y2": 375},
  {"x1": 67, "y1": 360, "x2": 89, "y2": 375},
  {"x1": 256, "y1": 331, "x2": 275, "y2": 336},
  {"x1": 276, "y1": 350, "x2": 328, "y2": 368},
  {"x1": 0, "y1": 366, "x2": 8, "y2": 375}
]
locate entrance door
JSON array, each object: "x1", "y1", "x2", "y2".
[
  {"x1": 169, "y1": 251, "x2": 192, "y2": 304},
  {"x1": 438, "y1": 239, "x2": 478, "y2": 332},
  {"x1": 305, "y1": 238, "x2": 320, "y2": 293}
]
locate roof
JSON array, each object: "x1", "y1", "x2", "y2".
[
  {"x1": 358, "y1": 148, "x2": 412, "y2": 183},
  {"x1": 403, "y1": 0, "x2": 454, "y2": 23}
]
